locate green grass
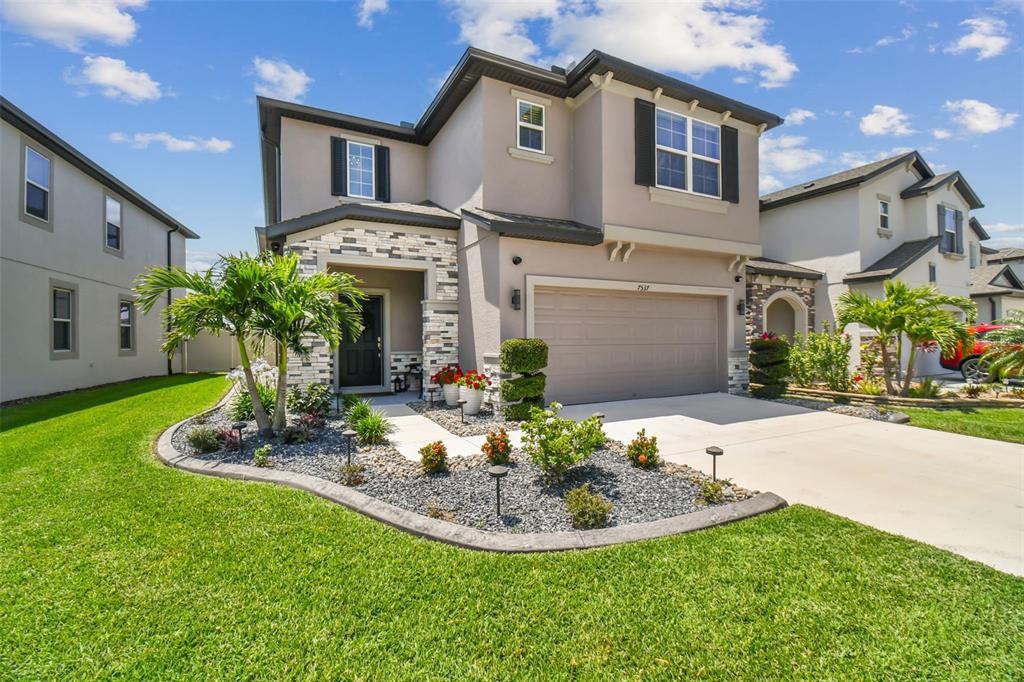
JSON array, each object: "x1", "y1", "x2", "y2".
[
  {"x1": 2, "y1": 375, "x2": 1022, "y2": 680},
  {"x1": 902, "y1": 406, "x2": 1024, "y2": 444}
]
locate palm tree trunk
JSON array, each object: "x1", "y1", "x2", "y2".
[
  {"x1": 237, "y1": 338, "x2": 274, "y2": 437},
  {"x1": 879, "y1": 338, "x2": 897, "y2": 395},
  {"x1": 901, "y1": 345, "x2": 918, "y2": 395},
  {"x1": 273, "y1": 343, "x2": 289, "y2": 432}
]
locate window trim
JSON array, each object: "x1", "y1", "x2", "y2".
[
  {"x1": 117, "y1": 295, "x2": 137, "y2": 356},
  {"x1": 939, "y1": 205, "x2": 961, "y2": 254},
  {"x1": 515, "y1": 98, "x2": 546, "y2": 154},
  {"x1": 878, "y1": 200, "x2": 890, "y2": 230},
  {"x1": 21, "y1": 140, "x2": 54, "y2": 229},
  {"x1": 653, "y1": 107, "x2": 722, "y2": 200},
  {"x1": 103, "y1": 193, "x2": 125, "y2": 257},
  {"x1": 345, "y1": 140, "x2": 375, "y2": 200},
  {"x1": 49, "y1": 278, "x2": 78, "y2": 360}
]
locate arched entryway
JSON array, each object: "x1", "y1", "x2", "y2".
[{"x1": 763, "y1": 291, "x2": 809, "y2": 340}]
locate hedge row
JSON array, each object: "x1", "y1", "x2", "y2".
[
  {"x1": 501, "y1": 373, "x2": 546, "y2": 402},
  {"x1": 749, "y1": 337, "x2": 790, "y2": 399},
  {"x1": 499, "y1": 338, "x2": 548, "y2": 374}
]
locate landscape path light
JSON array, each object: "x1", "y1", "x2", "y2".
[
  {"x1": 231, "y1": 421, "x2": 246, "y2": 455},
  {"x1": 706, "y1": 446, "x2": 723, "y2": 481},
  {"x1": 488, "y1": 465, "x2": 509, "y2": 517},
  {"x1": 458, "y1": 398, "x2": 467, "y2": 424},
  {"x1": 343, "y1": 429, "x2": 357, "y2": 466}
]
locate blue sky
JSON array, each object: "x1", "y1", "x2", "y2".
[{"x1": 2, "y1": 0, "x2": 1022, "y2": 269}]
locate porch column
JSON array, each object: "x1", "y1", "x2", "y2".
[{"x1": 422, "y1": 300, "x2": 458, "y2": 383}]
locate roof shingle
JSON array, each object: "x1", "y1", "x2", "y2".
[{"x1": 844, "y1": 237, "x2": 941, "y2": 283}]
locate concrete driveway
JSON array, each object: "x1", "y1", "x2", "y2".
[{"x1": 555, "y1": 394, "x2": 1023, "y2": 576}]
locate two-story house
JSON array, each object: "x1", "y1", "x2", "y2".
[
  {"x1": 256, "y1": 48, "x2": 783, "y2": 405},
  {"x1": 971, "y1": 246, "x2": 1024, "y2": 323},
  {"x1": 0, "y1": 98, "x2": 198, "y2": 403},
  {"x1": 757, "y1": 151, "x2": 989, "y2": 376}
]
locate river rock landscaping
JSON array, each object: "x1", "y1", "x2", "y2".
[
  {"x1": 407, "y1": 400, "x2": 522, "y2": 437},
  {"x1": 172, "y1": 404, "x2": 753, "y2": 534}
]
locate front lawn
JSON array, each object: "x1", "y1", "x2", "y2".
[
  {"x1": 902, "y1": 406, "x2": 1024, "y2": 444},
  {"x1": 2, "y1": 375, "x2": 1021, "y2": 679}
]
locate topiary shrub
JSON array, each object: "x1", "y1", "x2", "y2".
[
  {"x1": 565, "y1": 484, "x2": 612, "y2": 529},
  {"x1": 502, "y1": 396, "x2": 544, "y2": 422},
  {"x1": 749, "y1": 333, "x2": 790, "y2": 399},
  {"x1": 500, "y1": 373, "x2": 546, "y2": 402},
  {"x1": 500, "y1": 338, "x2": 548, "y2": 374}
]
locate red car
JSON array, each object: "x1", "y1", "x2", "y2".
[{"x1": 940, "y1": 324, "x2": 1005, "y2": 382}]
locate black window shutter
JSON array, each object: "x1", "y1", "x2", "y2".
[
  {"x1": 955, "y1": 210, "x2": 964, "y2": 254},
  {"x1": 937, "y1": 205, "x2": 948, "y2": 253},
  {"x1": 634, "y1": 98, "x2": 655, "y2": 186},
  {"x1": 721, "y1": 125, "x2": 740, "y2": 204},
  {"x1": 374, "y1": 145, "x2": 390, "y2": 202},
  {"x1": 331, "y1": 137, "x2": 347, "y2": 196}
]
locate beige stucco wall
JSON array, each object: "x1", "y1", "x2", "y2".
[
  {"x1": 1, "y1": 120, "x2": 186, "y2": 402},
  {"x1": 279, "y1": 117, "x2": 428, "y2": 221},
  {"x1": 426, "y1": 83, "x2": 484, "y2": 213},
  {"x1": 457, "y1": 219, "x2": 501, "y2": 369},
  {"x1": 336, "y1": 264, "x2": 424, "y2": 351}
]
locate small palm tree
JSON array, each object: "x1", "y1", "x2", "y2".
[
  {"x1": 253, "y1": 253, "x2": 365, "y2": 431},
  {"x1": 135, "y1": 254, "x2": 275, "y2": 436},
  {"x1": 983, "y1": 310, "x2": 1024, "y2": 379},
  {"x1": 836, "y1": 287, "x2": 903, "y2": 394}
]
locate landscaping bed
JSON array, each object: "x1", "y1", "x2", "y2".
[
  {"x1": 407, "y1": 400, "x2": 521, "y2": 436},
  {"x1": 781, "y1": 383, "x2": 1024, "y2": 408},
  {"x1": 770, "y1": 396, "x2": 891, "y2": 421},
  {"x1": 173, "y1": 404, "x2": 752, "y2": 534}
]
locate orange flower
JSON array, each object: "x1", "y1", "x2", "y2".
[{"x1": 638, "y1": 454, "x2": 647, "y2": 463}]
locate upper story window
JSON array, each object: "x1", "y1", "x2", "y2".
[
  {"x1": 52, "y1": 288, "x2": 73, "y2": 352},
  {"x1": 517, "y1": 100, "x2": 545, "y2": 153},
  {"x1": 105, "y1": 196, "x2": 122, "y2": 251},
  {"x1": 25, "y1": 146, "x2": 50, "y2": 221},
  {"x1": 878, "y1": 200, "x2": 889, "y2": 229},
  {"x1": 939, "y1": 205, "x2": 962, "y2": 254},
  {"x1": 347, "y1": 141, "x2": 375, "y2": 199},
  {"x1": 655, "y1": 108, "x2": 721, "y2": 198}
]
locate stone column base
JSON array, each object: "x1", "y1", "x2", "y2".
[{"x1": 728, "y1": 349, "x2": 750, "y2": 395}]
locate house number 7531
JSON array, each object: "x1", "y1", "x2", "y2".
[{"x1": 636, "y1": 284, "x2": 651, "y2": 292}]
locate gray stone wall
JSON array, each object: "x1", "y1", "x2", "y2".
[
  {"x1": 745, "y1": 276, "x2": 816, "y2": 340},
  {"x1": 727, "y1": 350, "x2": 749, "y2": 395},
  {"x1": 285, "y1": 225, "x2": 458, "y2": 388},
  {"x1": 390, "y1": 351, "x2": 422, "y2": 391}
]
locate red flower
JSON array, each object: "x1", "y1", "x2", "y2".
[{"x1": 853, "y1": 374, "x2": 863, "y2": 382}]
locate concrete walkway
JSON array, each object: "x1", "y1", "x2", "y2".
[{"x1": 373, "y1": 391, "x2": 1022, "y2": 575}]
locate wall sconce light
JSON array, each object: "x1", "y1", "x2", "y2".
[
  {"x1": 736, "y1": 299, "x2": 747, "y2": 315},
  {"x1": 511, "y1": 288, "x2": 522, "y2": 310},
  {"x1": 512, "y1": 255, "x2": 522, "y2": 265}
]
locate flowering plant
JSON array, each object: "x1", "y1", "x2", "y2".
[
  {"x1": 431, "y1": 364, "x2": 462, "y2": 386},
  {"x1": 759, "y1": 331, "x2": 777, "y2": 340},
  {"x1": 456, "y1": 369, "x2": 491, "y2": 392},
  {"x1": 626, "y1": 428, "x2": 659, "y2": 469},
  {"x1": 482, "y1": 427, "x2": 511, "y2": 464},
  {"x1": 419, "y1": 440, "x2": 448, "y2": 473}
]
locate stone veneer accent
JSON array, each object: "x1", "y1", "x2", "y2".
[
  {"x1": 481, "y1": 352, "x2": 507, "y2": 410},
  {"x1": 390, "y1": 351, "x2": 422, "y2": 391},
  {"x1": 284, "y1": 224, "x2": 458, "y2": 388},
  {"x1": 727, "y1": 349, "x2": 749, "y2": 395},
  {"x1": 745, "y1": 275, "x2": 816, "y2": 340}
]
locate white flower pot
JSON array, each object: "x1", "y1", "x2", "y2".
[
  {"x1": 442, "y1": 383, "x2": 460, "y2": 406},
  {"x1": 459, "y1": 386, "x2": 484, "y2": 415}
]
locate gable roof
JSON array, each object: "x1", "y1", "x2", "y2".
[
  {"x1": 262, "y1": 201, "x2": 460, "y2": 241},
  {"x1": 988, "y1": 247, "x2": 1024, "y2": 263},
  {"x1": 970, "y1": 263, "x2": 1024, "y2": 296},
  {"x1": 760, "y1": 151, "x2": 933, "y2": 211},
  {"x1": 969, "y1": 217, "x2": 990, "y2": 240},
  {"x1": 900, "y1": 170, "x2": 984, "y2": 209},
  {"x1": 745, "y1": 257, "x2": 823, "y2": 280},
  {"x1": 259, "y1": 46, "x2": 783, "y2": 224},
  {"x1": 462, "y1": 208, "x2": 603, "y2": 245},
  {"x1": 843, "y1": 236, "x2": 941, "y2": 283},
  {"x1": 2, "y1": 97, "x2": 199, "y2": 239}
]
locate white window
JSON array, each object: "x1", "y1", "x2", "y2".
[
  {"x1": 346, "y1": 141, "x2": 375, "y2": 199},
  {"x1": 516, "y1": 100, "x2": 545, "y2": 153},
  {"x1": 53, "y1": 288, "x2": 73, "y2": 352},
  {"x1": 105, "y1": 196, "x2": 122, "y2": 251},
  {"x1": 119, "y1": 300, "x2": 133, "y2": 350},
  {"x1": 878, "y1": 200, "x2": 889, "y2": 229},
  {"x1": 940, "y1": 206, "x2": 959, "y2": 253},
  {"x1": 655, "y1": 108, "x2": 721, "y2": 198},
  {"x1": 25, "y1": 146, "x2": 50, "y2": 221}
]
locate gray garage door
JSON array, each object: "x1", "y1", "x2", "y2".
[{"x1": 533, "y1": 286, "x2": 722, "y2": 405}]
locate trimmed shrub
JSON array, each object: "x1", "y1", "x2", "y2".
[
  {"x1": 356, "y1": 410, "x2": 391, "y2": 445},
  {"x1": 499, "y1": 338, "x2": 549, "y2": 374},
  {"x1": 788, "y1": 326, "x2": 854, "y2": 392},
  {"x1": 287, "y1": 383, "x2": 333, "y2": 417},
  {"x1": 521, "y1": 403, "x2": 605, "y2": 482},
  {"x1": 186, "y1": 427, "x2": 221, "y2": 453},
  {"x1": 626, "y1": 428, "x2": 659, "y2": 469},
  {"x1": 500, "y1": 373, "x2": 546, "y2": 402},
  {"x1": 229, "y1": 381, "x2": 276, "y2": 422},
  {"x1": 481, "y1": 427, "x2": 511, "y2": 464},
  {"x1": 749, "y1": 335, "x2": 790, "y2": 399},
  {"x1": 252, "y1": 444, "x2": 272, "y2": 467},
  {"x1": 419, "y1": 440, "x2": 448, "y2": 473},
  {"x1": 502, "y1": 396, "x2": 544, "y2": 422},
  {"x1": 565, "y1": 484, "x2": 612, "y2": 529},
  {"x1": 700, "y1": 479, "x2": 726, "y2": 504}
]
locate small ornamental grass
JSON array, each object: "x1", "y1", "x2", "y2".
[
  {"x1": 252, "y1": 444, "x2": 272, "y2": 467},
  {"x1": 186, "y1": 426, "x2": 222, "y2": 453},
  {"x1": 338, "y1": 463, "x2": 366, "y2": 486},
  {"x1": 346, "y1": 398, "x2": 373, "y2": 425},
  {"x1": 228, "y1": 381, "x2": 276, "y2": 422},
  {"x1": 700, "y1": 479, "x2": 727, "y2": 504},
  {"x1": 626, "y1": 428, "x2": 659, "y2": 469},
  {"x1": 565, "y1": 484, "x2": 612, "y2": 529},
  {"x1": 481, "y1": 427, "x2": 511, "y2": 464},
  {"x1": 521, "y1": 402, "x2": 605, "y2": 482},
  {"x1": 355, "y1": 410, "x2": 391, "y2": 445},
  {"x1": 419, "y1": 440, "x2": 448, "y2": 473}
]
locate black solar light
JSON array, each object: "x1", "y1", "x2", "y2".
[
  {"x1": 706, "y1": 446, "x2": 723, "y2": 481},
  {"x1": 334, "y1": 391, "x2": 342, "y2": 416},
  {"x1": 458, "y1": 398, "x2": 467, "y2": 424},
  {"x1": 231, "y1": 421, "x2": 246, "y2": 454},
  {"x1": 343, "y1": 429, "x2": 357, "y2": 466},
  {"x1": 488, "y1": 465, "x2": 509, "y2": 517},
  {"x1": 427, "y1": 386, "x2": 439, "y2": 408}
]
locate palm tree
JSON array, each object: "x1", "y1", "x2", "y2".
[
  {"x1": 900, "y1": 301, "x2": 974, "y2": 393},
  {"x1": 983, "y1": 310, "x2": 1024, "y2": 379},
  {"x1": 252, "y1": 253, "x2": 365, "y2": 431},
  {"x1": 836, "y1": 287, "x2": 903, "y2": 394},
  {"x1": 135, "y1": 254, "x2": 275, "y2": 436}
]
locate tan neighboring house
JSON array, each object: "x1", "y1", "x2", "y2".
[
  {"x1": 757, "y1": 151, "x2": 989, "y2": 376},
  {"x1": 256, "y1": 48, "x2": 783, "y2": 405},
  {"x1": 970, "y1": 250, "x2": 1024, "y2": 323},
  {"x1": 0, "y1": 97, "x2": 198, "y2": 403}
]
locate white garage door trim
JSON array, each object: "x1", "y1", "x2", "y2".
[{"x1": 525, "y1": 275, "x2": 737, "y2": 351}]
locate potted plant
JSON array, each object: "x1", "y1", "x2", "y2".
[
  {"x1": 457, "y1": 370, "x2": 490, "y2": 415},
  {"x1": 431, "y1": 364, "x2": 462, "y2": 406}
]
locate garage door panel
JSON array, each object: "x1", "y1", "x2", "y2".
[{"x1": 534, "y1": 286, "x2": 722, "y2": 404}]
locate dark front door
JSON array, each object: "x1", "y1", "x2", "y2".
[{"x1": 339, "y1": 295, "x2": 383, "y2": 387}]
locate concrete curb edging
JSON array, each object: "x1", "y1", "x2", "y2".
[{"x1": 155, "y1": 413, "x2": 788, "y2": 553}]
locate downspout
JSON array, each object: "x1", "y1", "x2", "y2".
[{"x1": 166, "y1": 226, "x2": 180, "y2": 375}]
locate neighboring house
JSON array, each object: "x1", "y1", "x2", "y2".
[
  {"x1": 0, "y1": 97, "x2": 198, "y2": 403},
  {"x1": 256, "y1": 47, "x2": 783, "y2": 405},
  {"x1": 985, "y1": 247, "x2": 1024, "y2": 283},
  {"x1": 757, "y1": 151, "x2": 987, "y2": 376},
  {"x1": 969, "y1": 261, "x2": 1024, "y2": 323}
]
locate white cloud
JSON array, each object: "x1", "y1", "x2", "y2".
[
  {"x1": 252, "y1": 57, "x2": 312, "y2": 101},
  {"x1": 186, "y1": 249, "x2": 222, "y2": 273},
  {"x1": 785, "y1": 108, "x2": 815, "y2": 125},
  {"x1": 931, "y1": 128, "x2": 952, "y2": 140},
  {"x1": 838, "y1": 146, "x2": 914, "y2": 167},
  {"x1": 926, "y1": 21, "x2": 939, "y2": 30},
  {"x1": 444, "y1": 0, "x2": 798, "y2": 89},
  {"x1": 357, "y1": 0, "x2": 388, "y2": 28},
  {"x1": 760, "y1": 134, "x2": 826, "y2": 174},
  {"x1": 68, "y1": 55, "x2": 161, "y2": 102},
  {"x1": 0, "y1": 0, "x2": 145, "y2": 52},
  {"x1": 110, "y1": 131, "x2": 232, "y2": 153},
  {"x1": 876, "y1": 26, "x2": 915, "y2": 47},
  {"x1": 943, "y1": 99, "x2": 1019, "y2": 134},
  {"x1": 759, "y1": 174, "x2": 784, "y2": 193},
  {"x1": 945, "y1": 17, "x2": 1011, "y2": 59},
  {"x1": 859, "y1": 104, "x2": 915, "y2": 136},
  {"x1": 985, "y1": 223, "x2": 1024, "y2": 249}
]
